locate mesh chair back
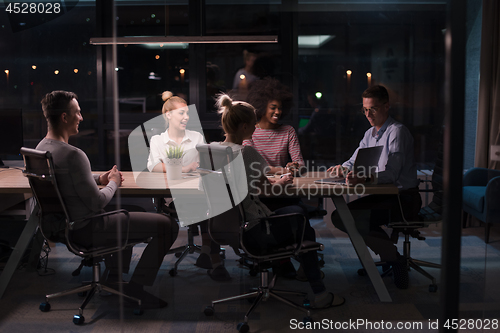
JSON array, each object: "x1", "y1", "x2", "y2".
[
  {"x1": 196, "y1": 144, "x2": 314, "y2": 260},
  {"x1": 197, "y1": 143, "x2": 234, "y2": 170},
  {"x1": 196, "y1": 144, "x2": 243, "y2": 250},
  {"x1": 21, "y1": 147, "x2": 134, "y2": 257},
  {"x1": 21, "y1": 147, "x2": 69, "y2": 242}
]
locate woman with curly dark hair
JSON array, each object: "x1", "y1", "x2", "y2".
[
  {"x1": 244, "y1": 78, "x2": 310, "y2": 279},
  {"x1": 244, "y1": 78, "x2": 305, "y2": 175}
]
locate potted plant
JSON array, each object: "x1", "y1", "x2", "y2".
[{"x1": 165, "y1": 146, "x2": 184, "y2": 180}]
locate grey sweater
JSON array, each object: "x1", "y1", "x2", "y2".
[{"x1": 36, "y1": 138, "x2": 117, "y2": 228}]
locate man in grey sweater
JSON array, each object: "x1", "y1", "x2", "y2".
[{"x1": 36, "y1": 90, "x2": 179, "y2": 308}]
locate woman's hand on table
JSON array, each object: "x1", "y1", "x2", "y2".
[
  {"x1": 276, "y1": 173, "x2": 294, "y2": 186},
  {"x1": 285, "y1": 161, "x2": 301, "y2": 176},
  {"x1": 182, "y1": 161, "x2": 199, "y2": 173}
]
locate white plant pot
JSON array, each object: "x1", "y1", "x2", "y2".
[{"x1": 165, "y1": 159, "x2": 182, "y2": 180}]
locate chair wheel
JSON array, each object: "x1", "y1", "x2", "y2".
[
  {"x1": 237, "y1": 322, "x2": 250, "y2": 333},
  {"x1": 204, "y1": 305, "x2": 214, "y2": 316},
  {"x1": 133, "y1": 308, "x2": 144, "y2": 315},
  {"x1": 73, "y1": 314, "x2": 85, "y2": 325},
  {"x1": 220, "y1": 249, "x2": 226, "y2": 259},
  {"x1": 169, "y1": 268, "x2": 177, "y2": 276},
  {"x1": 39, "y1": 302, "x2": 51, "y2": 312},
  {"x1": 175, "y1": 252, "x2": 182, "y2": 258},
  {"x1": 357, "y1": 268, "x2": 367, "y2": 276},
  {"x1": 77, "y1": 291, "x2": 87, "y2": 297},
  {"x1": 318, "y1": 259, "x2": 325, "y2": 267},
  {"x1": 429, "y1": 284, "x2": 438, "y2": 292}
]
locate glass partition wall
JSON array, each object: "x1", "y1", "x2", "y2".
[
  {"x1": 2, "y1": 0, "x2": 497, "y2": 330},
  {"x1": 1, "y1": 3, "x2": 98, "y2": 161},
  {"x1": 0, "y1": 1, "x2": 446, "y2": 170}
]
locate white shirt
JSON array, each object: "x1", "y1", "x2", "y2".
[{"x1": 147, "y1": 129, "x2": 205, "y2": 172}]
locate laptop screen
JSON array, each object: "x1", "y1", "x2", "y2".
[{"x1": 353, "y1": 146, "x2": 384, "y2": 178}]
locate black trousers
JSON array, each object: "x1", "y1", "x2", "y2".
[
  {"x1": 331, "y1": 190, "x2": 422, "y2": 262},
  {"x1": 70, "y1": 211, "x2": 179, "y2": 286}
]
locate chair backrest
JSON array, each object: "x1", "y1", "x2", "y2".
[
  {"x1": 196, "y1": 143, "x2": 245, "y2": 250},
  {"x1": 21, "y1": 147, "x2": 137, "y2": 259},
  {"x1": 196, "y1": 143, "x2": 312, "y2": 260},
  {"x1": 20, "y1": 147, "x2": 70, "y2": 243}
]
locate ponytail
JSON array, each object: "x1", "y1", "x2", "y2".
[{"x1": 215, "y1": 93, "x2": 255, "y2": 136}]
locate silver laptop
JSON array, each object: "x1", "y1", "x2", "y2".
[{"x1": 315, "y1": 146, "x2": 384, "y2": 185}]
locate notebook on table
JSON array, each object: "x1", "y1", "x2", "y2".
[{"x1": 314, "y1": 146, "x2": 384, "y2": 185}]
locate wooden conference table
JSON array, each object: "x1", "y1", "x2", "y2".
[{"x1": 0, "y1": 168, "x2": 397, "y2": 302}]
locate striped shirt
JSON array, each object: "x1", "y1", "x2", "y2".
[{"x1": 243, "y1": 124, "x2": 304, "y2": 167}]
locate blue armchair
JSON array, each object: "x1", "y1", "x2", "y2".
[{"x1": 462, "y1": 167, "x2": 500, "y2": 243}]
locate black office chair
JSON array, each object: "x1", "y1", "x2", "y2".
[
  {"x1": 358, "y1": 171, "x2": 443, "y2": 292},
  {"x1": 20, "y1": 147, "x2": 146, "y2": 325},
  {"x1": 196, "y1": 144, "x2": 324, "y2": 333},
  {"x1": 387, "y1": 139, "x2": 444, "y2": 292},
  {"x1": 383, "y1": 191, "x2": 442, "y2": 292}
]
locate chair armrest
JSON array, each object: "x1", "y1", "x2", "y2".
[
  {"x1": 66, "y1": 209, "x2": 132, "y2": 257},
  {"x1": 241, "y1": 212, "x2": 308, "y2": 259},
  {"x1": 485, "y1": 176, "x2": 500, "y2": 224},
  {"x1": 71, "y1": 209, "x2": 130, "y2": 226},
  {"x1": 463, "y1": 167, "x2": 499, "y2": 187},
  {"x1": 197, "y1": 167, "x2": 222, "y2": 175}
]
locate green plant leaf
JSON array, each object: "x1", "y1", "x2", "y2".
[{"x1": 166, "y1": 146, "x2": 185, "y2": 159}]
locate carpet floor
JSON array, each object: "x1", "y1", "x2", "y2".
[{"x1": 0, "y1": 213, "x2": 499, "y2": 333}]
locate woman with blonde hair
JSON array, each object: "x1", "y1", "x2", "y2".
[
  {"x1": 212, "y1": 93, "x2": 345, "y2": 308},
  {"x1": 147, "y1": 91, "x2": 204, "y2": 173},
  {"x1": 147, "y1": 91, "x2": 221, "y2": 273}
]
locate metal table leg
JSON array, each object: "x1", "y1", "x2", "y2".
[
  {"x1": 0, "y1": 205, "x2": 39, "y2": 299},
  {"x1": 331, "y1": 196, "x2": 392, "y2": 302}
]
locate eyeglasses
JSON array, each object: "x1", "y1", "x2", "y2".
[{"x1": 360, "y1": 105, "x2": 383, "y2": 114}]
